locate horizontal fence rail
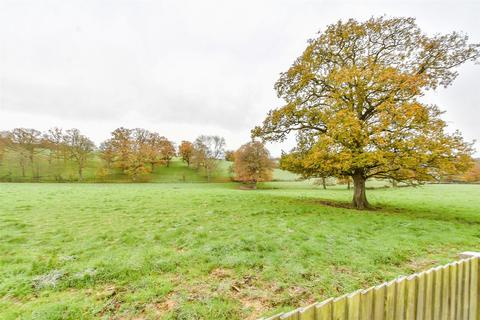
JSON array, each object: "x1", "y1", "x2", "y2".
[{"x1": 259, "y1": 252, "x2": 480, "y2": 320}]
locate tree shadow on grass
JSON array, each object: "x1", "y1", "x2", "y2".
[
  {"x1": 285, "y1": 196, "x2": 480, "y2": 226},
  {"x1": 243, "y1": 184, "x2": 480, "y2": 226}
]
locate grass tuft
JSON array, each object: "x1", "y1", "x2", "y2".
[{"x1": 0, "y1": 182, "x2": 479, "y2": 319}]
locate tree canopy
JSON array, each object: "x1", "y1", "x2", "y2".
[
  {"x1": 101, "y1": 128, "x2": 176, "y2": 181},
  {"x1": 179, "y1": 141, "x2": 194, "y2": 166},
  {"x1": 64, "y1": 129, "x2": 95, "y2": 180},
  {"x1": 252, "y1": 17, "x2": 479, "y2": 209},
  {"x1": 233, "y1": 141, "x2": 274, "y2": 187},
  {"x1": 192, "y1": 135, "x2": 226, "y2": 182}
]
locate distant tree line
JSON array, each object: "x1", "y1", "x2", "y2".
[
  {"x1": 2, "y1": 127, "x2": 475, "y2": 185},
  {"x1": 0, "y1": 128, "x2": 94, "y2": 181},
  {"x1": 441, "y1": 160, "x2": 480, "y2": 184},
  {"x1": 99, "y1": 128, "x2": 176, "y2": 181},
  {"x1": 0, "y1": 128, "x2": 180, "y2": 182},
  {"x1": 0, "y1": 128, "x2": 277, "y2": 185}
]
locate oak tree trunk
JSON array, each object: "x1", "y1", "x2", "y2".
[
  {"x1": 352, "y1": 171, "x2": 369, "y2": 209},
  {"x1": 20, "y1": 160, "x2": 26, "y2": 177},
  {"x1": 322, "y1": 177, "x2": 326, "y2": 189}
]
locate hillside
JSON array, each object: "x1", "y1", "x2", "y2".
[{"x1": 0, "y1": 151, "x2": 298, "y2": 183}]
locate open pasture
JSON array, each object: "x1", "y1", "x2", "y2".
[{"x1": 1, "y1": 183, "x2": 479, "y2": 319}]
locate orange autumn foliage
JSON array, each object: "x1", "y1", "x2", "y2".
[
  {"x1": 253, "y1": 17, "x2": 478, "y2": 208},
  {"x1": 233, "y1": 141, "x2": 274, "y2": 187}
]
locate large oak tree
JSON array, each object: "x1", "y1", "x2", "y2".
[{"x1": 253, "y1": 17, "x2": 478, "y2": 209}]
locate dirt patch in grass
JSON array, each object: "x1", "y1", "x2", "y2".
[
  {"x1": 208, "y1": 269, "x2": 317, "y2": 319},
  {"x1": 238, "y1": 184, "x2": 258, "y2": 190},
  {"x1": 315, "y1": 199, "x2": 355, "y2": 209},
  {"x1": 405, "y1": 256, "x2": 440, "y2": 272},
  {"x1": 207, "y1": 269, "x2": 283, "y2": 318},
  {"x1": 295, "y1": 196, "x2": 399, "y2": 212},
  {"x1": 144, "y1": 294, "x2": 177, "y2": 318},
  {"x1": 210, "y1": 268, "x2": 234, "y2": 279},
  {"x1": 309, "y1": 199, "x2": 381, "y2": 211}
]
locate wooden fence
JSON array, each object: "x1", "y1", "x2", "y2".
[{"x1": 259, "y1": 252, "x2": 480, "y2": 320}]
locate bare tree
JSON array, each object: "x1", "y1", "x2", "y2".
[
  {"x1": 64, "y1": 129, "x2": 95, "y2": 181},
  {"x1": 193, "y1": 135, "x2": 225, "y2": 182},
  {"x1": 8, "y1": 128, "x2": 42, "y2": 177},
  {"x1": 0, "y1": 131, "x2": 10, "y2": 170},
  {"x1": 43, "y1": 127, "x2": 70, "y2": 180}
]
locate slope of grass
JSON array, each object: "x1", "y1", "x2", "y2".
[
  {"x1": 0, "y1": 150, "x2": 101, "y2": 182},
  {"x1": 0, "y1": 152, "x2": 297, "y2": 183},
  {"x1": 150, "y1": 160, "x2": 209, "y2": 183},
  {"x1": 1, "y1": 183, "x2": 479, "y2": 319},
  {"x1": 272, "y1": 168, "x2": 300, "y2": 181}
]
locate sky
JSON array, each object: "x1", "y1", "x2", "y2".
[{"x1": 0, "y1": 0, "x2": 479, "y2": 156}]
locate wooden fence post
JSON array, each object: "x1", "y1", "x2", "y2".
[{"x1": 460, "y1": 252, "x2": 480, "y2": 320}]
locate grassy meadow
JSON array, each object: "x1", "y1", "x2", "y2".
[{"x1": 1, "y1": 182, "x2": 480, "y2": 319}]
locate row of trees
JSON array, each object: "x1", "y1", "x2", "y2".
[
  {"x1": 0, "y1": 128, "x2": 94, "y2": 180},
  {"x1": 0, "y1": 128, "x2": 223, "y2": 181},
  {"x1": 0, "y1": 128, "x2": 177, "y2": 181},
  {"x1": 464, "y1": 162, "x2": 480, "y2": 182},
  {"x1": 0, "y1": 127, "x2": 277, "y2": 184},
  {"x1": 178, "y1": 137, "x2": 276, "y2": 185},
  {"x1": 178, "y1": 136, "x2": 227, "y2": 181},
  {"x1": 1, "y1": 125, "x2": 477, "y2": 186},
  {"x1": 99, "y1": 128, "x2": 176, "y2": 180}
]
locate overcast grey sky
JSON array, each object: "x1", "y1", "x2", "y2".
[{"x1": 0, "y1": 0, "x2": 479, "y2": 156}]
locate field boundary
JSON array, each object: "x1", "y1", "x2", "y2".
[{"x1": 259, "y1": 252, "x2": 480, "y2": 320}]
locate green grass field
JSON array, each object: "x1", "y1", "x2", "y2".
[{"x1": 1, "y1": 182, "x2": 479, "y2": 319}]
